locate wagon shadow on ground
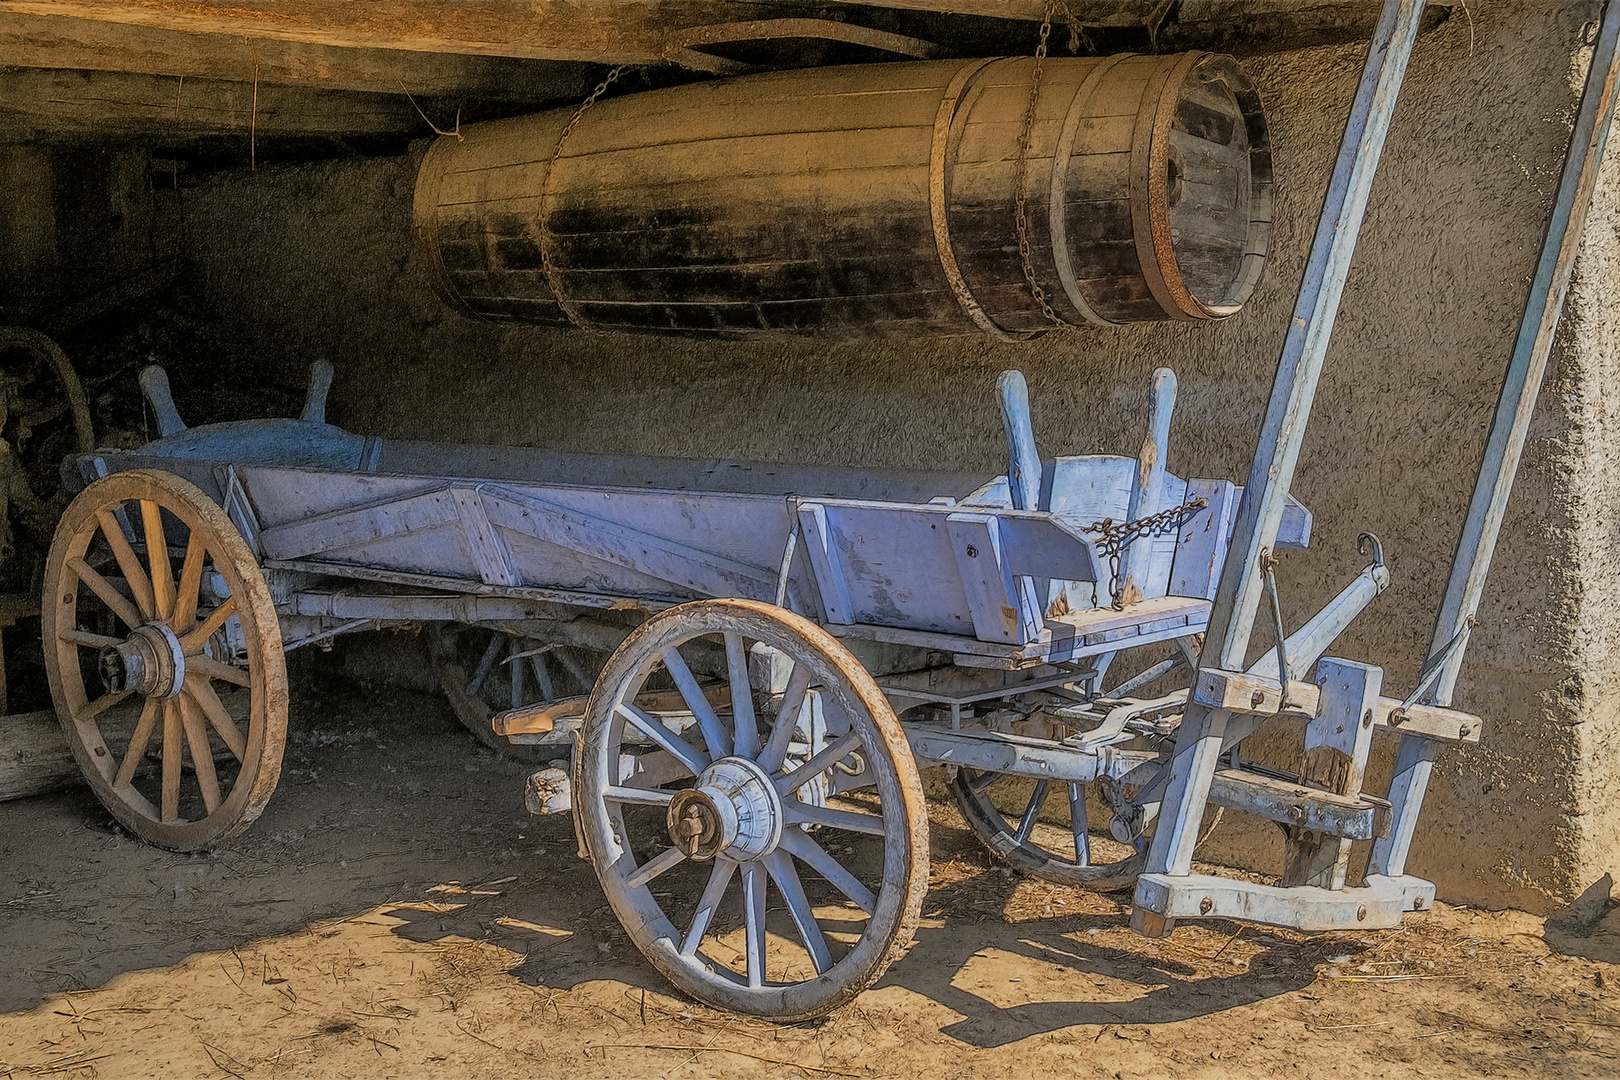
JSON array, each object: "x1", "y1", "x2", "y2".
[
  {"x1": 878, "y1": 857, "x2": 1320, "y2": 1049},
  {"x1": 374, "y1": 814, "x2": 1323, "y2": 1050}
]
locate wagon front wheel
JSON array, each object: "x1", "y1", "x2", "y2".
[
  {"x1": 43, "y1": 469, "x2": 287, "y2": 851},
  {"x1": 577, "y1": 599, "x2": 928, "y2": 1020}
]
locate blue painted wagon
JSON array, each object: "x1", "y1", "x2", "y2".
[{"x1": 40, "y1": 0, "x2": 1618, "y2": 1023}]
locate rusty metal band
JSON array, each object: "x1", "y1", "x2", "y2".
[
  {"x1": 1129, "y1": 51, "x2": 1207, "y2": 321},
  {"x1": 1048, "y1": 53, "x2": 1132, "y2": 326},
  {"x1": 930, "y1": 57, "x2": 1030, "y2": 342}
]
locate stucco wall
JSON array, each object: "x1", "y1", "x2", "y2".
[{"x1": 169, "y1": 0, "x2": 1611, "y2": 912}]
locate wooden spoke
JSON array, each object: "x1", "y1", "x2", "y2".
[
  {"x1": 783, "y1": 800, "x2": 887, "y2": 837},
  {"x1": 183, "y1": 675, "x2": 246, "y2": 761},
  {"x1": 577, "y1": 599, "x2": 925, "y2": 1019},
  {"x1": 179, "y1": 597, "x2": 238, "y2": 655},
  {"x1": 1015, "y1": 780, "x2": 1051, "y2": 845},
  {"x1": 742, "y1": 863, "x2": 767, "y2": 988},
  {"x1": 626, "y1": 845, "x2": 687, "y2": 889},
  {"x1": 1069, "y1": 783, "x2": 1091, "y2": 866},
  {"x1": 178, "y1": 694, "x2": 222, "y2": 814},
  {"x1": 660, "y1": 646, "x2": 729, "y2": 760},
  {"x1": 161, "y1": 699, "x2": 182, "y2": 822},
  {"x1": 65, "y1": 556, "x2": 144, "y2": 630},
  {"x1": 681, "y1": 857, "x2": 737, "y2": 957},
  {"x1": 602, "y1": 785, "x2": 676, "y2": 807},
  {"x1": 60, "y1": 628, "x2": 123, "y2": 650},
  {"x1": 93, "y1": 507, "x2": 155, "y2": 619},
  {"x1": 46, "y1": 469, "x2": 288, "y2": 852},
  {"x1": 189, "y1": 653, "x2": 251, "y2": 688},
  {"x1": 141, "y1": 500, "x2": 176, "y2": 620},
  {"x1": 79, "y1": 688, "x2": 134, "y2": 725},
  {"x1": 777, "y1": 827, "x2": 876, "y2": 914},
  {"x1": 615, "y1": 701, "x2": 708, "y2": 777},
  {"x1": 113, "y1": 697, "x2": 161, "y2": 789},
  {"x1": 760, "y1": 663, "x2": 813, "y2": 773},
  {"x1": 725, "y1": 633, "x2": 760, "y2": 759},
  {"x1": 775, "y1": 731, "x2": 863, "y2": 796},
  {"x1": 466, "y1": 632, "x2": 505, "y2": 697},
  {"x1": 171, "y1": 531, "x2": 207, "y2": 632},
  {"x1": 765, "y1": 850, "x2": 833, "y2": 975}
]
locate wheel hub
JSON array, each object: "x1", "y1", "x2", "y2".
[
  {"x1": 100, "y1": 623, "x2": 186, "y2": 699},
  {"x1": 666, "y1": 757, "x2": 782, "y2": 861}
]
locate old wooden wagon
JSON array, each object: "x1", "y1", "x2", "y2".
[{"x1": 39, "y1": 0, "x2": 1620, "y2": 1022}]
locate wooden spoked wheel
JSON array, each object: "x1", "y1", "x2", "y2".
[
  {"x1": 430, "y1": 624, "x2": 592, "y2": 757},
  {"x1": 578, "y1": 599, "x2": 928, "y2": 1020},
  {"x1": 949, "y1": 770, "x2": 1146, "y2": 892},
  {"x1": 43, "y1": 469, "x2": 287, "y2": 850}
]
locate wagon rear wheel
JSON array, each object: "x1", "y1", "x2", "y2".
[
  {"x1": 577, "y1": 599, "x2": 927, "y2": 1020},
  {"x1": 43, "y1": 469, "x2": 286, "y2": 851},
  {"x1": 949, "y1": 770, "x2": 1146, "y2": 892},
  {"x1": 429, "y1": 624, "x2": 598, "y2": 758}
]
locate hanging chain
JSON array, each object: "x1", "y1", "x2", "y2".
[
  {"x1": 1082, "y1": 495, "x2": 1209, "y2": 610},
  {"x1": 1013, "y1": 1, "x2": 1081, "y2": 329},
  {"x1": 537, "y1": 65, "x2": 627, "y2": 325}
]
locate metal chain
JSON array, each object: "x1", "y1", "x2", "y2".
[
  {"x1": 1082, "y1": 495, "x2": 1209, "y2": 609},
  {"x1": 537, "y1": 65, "x2": 627, "y2": 326},
  {"x1": 1013, "y1": 1, "x2": 1078, "y2": 329}
]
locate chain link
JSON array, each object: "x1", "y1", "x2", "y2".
[
  {"x1": 1013, "y1": 1, "x2": 1080, "y2": 329},
  {"x1": 1082, "y1": 495, "x2": 1209, "y2": 610},
  {"x1": 537, "y1": 66, "x2": 627, "y2": 326}
]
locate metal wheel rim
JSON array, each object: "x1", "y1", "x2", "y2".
[
  {"x1": 578, "y1": 598, "x2": 928, "y2": 1020},
  {"x1": 42, "y1": 469, "x2": 286, "y2": 850},
  {"x1": 949, "y1": 768, "x2": 1145, "y2": 892}
]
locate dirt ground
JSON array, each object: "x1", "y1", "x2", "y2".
[{"x1": 2, "y1": 661, "x2": 1616, "y2": 1079}]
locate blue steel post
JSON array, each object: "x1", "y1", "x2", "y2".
[
  {"x1": 1369, "y1": 1, "x2": 1620, "y2": 879},
  {"x1": 1132, "y1": 0, "x2": 1429, "y2": 935}
]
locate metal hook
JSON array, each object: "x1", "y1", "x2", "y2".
[{"x1": 1356, "y1": 531, "x2": 1386, "y2": 569}]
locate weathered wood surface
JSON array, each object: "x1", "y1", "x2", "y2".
[
  {"x1": 415, "y1": 53, "x2": 1272, "y2": 337},
  {"x1": 0, "y1": 11, "x2": 600, "y2": 100},
  {"x1": 0, "y1": 710, "x2": 79, "y2": 802},
  {"x1": 0, "y1": 68, "x2": 423, "y2": 136}
]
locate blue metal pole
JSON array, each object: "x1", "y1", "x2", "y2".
[
  {"x1": 1369, "y1": 0, "x2": 1620, "y2": 880},
  {"x1": 1132, "y1": 0, "x2": 1428, "y2": 934}
]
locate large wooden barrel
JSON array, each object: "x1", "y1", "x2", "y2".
[{"x1": 415, "y1": 54, "x2": 1272, "y2": 339}]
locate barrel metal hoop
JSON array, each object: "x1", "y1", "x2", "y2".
[
  {"x1": 1048, "y1": 53, "x2": 1132, "y2": 327},
  {"x1": 930, "y1": 57, "x2": 1037, "y2": 343},
  {"x1": 1130, "y1": 52, "x2": 1206, "y2": 322}
]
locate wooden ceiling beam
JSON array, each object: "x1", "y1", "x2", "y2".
[
  {"x1": 0, "y1": 13, "x2": 600, "y2": 101},
  {"x1": 0, "y1": 1, "x2": 704, "y2": 65},
  {"x1": 0, "y1": 68, "x2": 424, "y2": 138},
  {"x1": 0, "y1": 1, "x2": 1452, "y2": 67}
]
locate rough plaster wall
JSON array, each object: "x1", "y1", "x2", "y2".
[
  {"x1": 1563, "y1": 75, "x2": 1620, "y2": 900},
  {"x1": 172, "y1": 1, "x2": 1603, "y2": 912}
]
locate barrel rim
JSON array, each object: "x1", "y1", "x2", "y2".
[{"x1": 1168, "y1": 53, "x2": 1275, "y2": 320}]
